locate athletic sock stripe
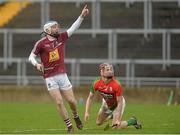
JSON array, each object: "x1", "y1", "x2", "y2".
[
  {"x1": 65, "y1": 120, "x2": 70, "y2": 123},
  {"x1": 66, "y1": 121, "x2": 71, "y2": 125},
  {"x1": 64, "y1": 118, "x2": 72, "y2": 128},
  {"x1": 64, "y1": 119, "x2": 70, "y2": 122},
  {"x1": 67, "y1": 124, "x2": 72, "y2": 128},
  {"x1": 74, "y1": 115, "x2": 79, "y2": 119},
  {"x1": 73, "y1": 112, "x2": 78, "y2": 117}
]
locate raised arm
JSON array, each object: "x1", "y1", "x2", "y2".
[
  {"x1": 84, "y1": 92, "x2": 94, "y2": 121},
  {"x1": 67, "y1": 4, "x2": 89, "y2": 37}
]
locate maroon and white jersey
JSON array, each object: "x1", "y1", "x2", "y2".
[{"x1": 32, "y1": 32, "x2": 68, "y2": 78}]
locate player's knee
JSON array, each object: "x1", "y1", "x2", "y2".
[
  {"x1": 96, "y1": 120, "x2": 103, "y2": 126},
  {"x1": 55, "y1": 98, "x2": 64, "y2": 106},
  {"x1": 68, "y1": 98, "x2": 77, "y2": 106}
]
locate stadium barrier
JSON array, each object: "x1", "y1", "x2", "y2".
[{"x1": 0, "y1": 58, "x2": 180, "y2": 87}]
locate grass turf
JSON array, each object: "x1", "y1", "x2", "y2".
[{"x1": 0, "y1": 102, "x2": 180, "y2": 134}]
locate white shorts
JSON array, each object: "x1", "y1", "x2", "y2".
[
  {"x1": 100, "y1": 97, "x2": 126, "y2": 117},
  {"x1": 45, "y1": 73, "x2": 72, "y2": 91}
]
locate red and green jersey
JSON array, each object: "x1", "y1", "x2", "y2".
[{"x1": 90, "y1": 77, "x2": 123, "y2": 110}]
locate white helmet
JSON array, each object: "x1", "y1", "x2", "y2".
[{"x1": 43, "y1": 21, "x2": 58, "y2": 34}]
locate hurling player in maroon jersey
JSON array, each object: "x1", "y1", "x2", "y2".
[
  {"x1": 29, "y1": 5, "x2": 89, "y2": 133},
  {"x1": 84, "y1": 63, "x2": 142, "y2": 130}
]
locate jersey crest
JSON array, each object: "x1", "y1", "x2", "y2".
[{"x1": 49, "y1": 48, "x2": 60, "y2": 62}]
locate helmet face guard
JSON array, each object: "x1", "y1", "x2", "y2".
[
  {"x1": 43, "y1": 21, "x2": 59, "y2": 38},
  {"x1": 99, "y1": 63, "x2": 114, "y2": 79}
]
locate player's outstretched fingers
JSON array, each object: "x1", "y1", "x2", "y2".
[{"x1": 81, "y1": 4, "x2": 89, "y2": 17}]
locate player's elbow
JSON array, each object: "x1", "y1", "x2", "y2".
[
  {"x1": 28, "y1": 53, "x2": 37, "y2": 66},
  {"x1": 28, "y1": 55, "x2": 32, "y2": 63},
  {"x1": 28, "y1": 54, "x2": 31, "y2": 60},
  {"x1": 96, "y1": 120, "x2": 103, "y2": 126},
  {"x1": 28, "y1": 56, "x2": 34, "y2": 65},
  {"x1": 89, "y1": 95, "x2": 93, "y2": 100},
  {"x1": 67, "y1": 29, "x2": 73, "y2": 37}
]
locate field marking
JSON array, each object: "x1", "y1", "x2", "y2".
[
  {"x1": 0, "y1": 127, "x2": 96, "y2": 134},
  {"x1": 163, "y1": 123, "x2": 175, "y2": 126}
]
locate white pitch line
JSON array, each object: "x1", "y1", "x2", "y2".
[
  {"x1": 13, "y1": 128, "x2": 66, "y2": 133},
  {"x1": 0, "y1": 127, "x2": 96, "y2": 134},
  {"x1": 163, "y1": 123, "x2": 175, "y2": 126}
]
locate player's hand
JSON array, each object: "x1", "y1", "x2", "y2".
[
  {"x1": 80, "y1": 4, "x2": 89, "y2": 18},
  {"x1": 112, "y1": 120, "x2": 120, "y2": 129},
  {"x1": 36, "y1": 63, "x2": 44, "y2": 73},
  {"x1": 84, "y1": 112, "x2": 89, "y2": 121}
]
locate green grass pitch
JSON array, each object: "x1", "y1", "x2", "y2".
[{"x1": 0, "y1": 102, "x2": 180, "y2": 134}]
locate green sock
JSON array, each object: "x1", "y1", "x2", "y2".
[{"x1": 127, "y1": 118, "x2": 137, "y2": 126}]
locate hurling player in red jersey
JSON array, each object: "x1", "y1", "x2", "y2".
[
  {"x1": 84, "y1": 63, "x2": 142, "y2": 130},
  {"x1": 29, "y1": 5, "x2": 89, "y2": 133}
]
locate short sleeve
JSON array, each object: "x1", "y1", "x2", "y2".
[
  {"x1": 32, "y1": 40, "x2": 42, "y2": 55},
  {"x1": 89, "y1": 77, "x2": 100, "y2": 94},
  {"x1": 90, "y1": 83, "x2": 95, "y2": 93},
  {"x1": 60, "y1": 32, "x2": 68, "y2": 43}
]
